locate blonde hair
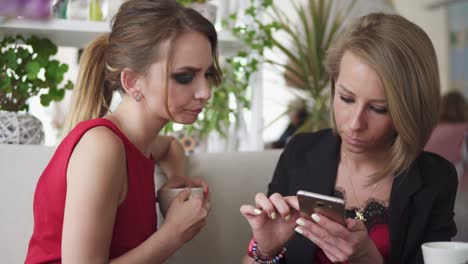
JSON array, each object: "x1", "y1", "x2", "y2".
[
  {"x1": 326, "y1": 13, "x2": 441, "y2": 183},
  {"x1": 62, "y1": 0, "x2": 222, "y2": 134}
]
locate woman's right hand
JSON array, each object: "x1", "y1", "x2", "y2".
[
  {"x1": 240, "y1": 193, "x2": 300, "y2": 257},
  {"x1": 161, "y1": 188, "x2": 211, "y2": 246}
]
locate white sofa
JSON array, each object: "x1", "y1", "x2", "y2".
[
  {"x1": 0, "y1": 144, "x2": 281, "y2": 264},
  {"x1": 2, "y1": 144, "x2": 467, "y2": 264}
]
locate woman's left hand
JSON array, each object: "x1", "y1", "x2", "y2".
[{"x1": 295, "y1": 214, "x2": 383, "y2": 264}]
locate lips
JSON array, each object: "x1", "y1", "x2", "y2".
[
  {"x1": 187, "y1": 108, "x2": 203, "y2": 114},
  {"x1": 345, "y1": 134, "x2": 365, "y2": 146}
]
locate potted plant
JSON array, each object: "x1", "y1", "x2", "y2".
[
  {"x1": 266, "y1": 0, "x2": 357, "y2": 132},
  {"x1": 0, "y1": 35, "x2": 73, "y2": 144},
  {"x1": 177, "y1": 0, "x2": 217, "y2": 24}
]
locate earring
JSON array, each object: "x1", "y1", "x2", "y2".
[{"x1": 135, "y1": 95, "x2": 141, "y2": 102}]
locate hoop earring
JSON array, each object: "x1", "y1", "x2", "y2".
[{"x1": 135, "y1": 95, "x2": 141, "y2": 102}]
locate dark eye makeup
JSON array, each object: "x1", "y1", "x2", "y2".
[
  {"x1": 339, "y1": 95, "x2": 388, "y2": 114},
  {"x1": 172, "y1": 72, "x2": 194, "y2": 85},
  {"x1": 171, "y1": 66, "x2": 216, "y2": 85}
]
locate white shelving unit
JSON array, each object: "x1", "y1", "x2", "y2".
[
  {"x1": 0, "y1": 18, "x2": 108, "y2": 47},
  {"x1": 0, "y1": 18, "x2": 242, "y2": 55}
]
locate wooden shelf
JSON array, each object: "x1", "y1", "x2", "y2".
[
  {"x1": 0, "y1": 18, "x2": 243, "y2": 54},
  {"x1": 0, "y1": 18, "x2": 109, "y2": 48}
]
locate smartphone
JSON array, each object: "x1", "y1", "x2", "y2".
[{"x1": 297, "y1": 190, "x2": 346, "y2": 225}]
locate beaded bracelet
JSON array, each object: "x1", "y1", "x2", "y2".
[{"x1": 249, "y1": 239, "x2": 286, "y2": 264}]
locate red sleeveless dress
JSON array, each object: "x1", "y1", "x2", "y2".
[{"x1": 25, "y1": 118, "x2": 157, "y2": 263}]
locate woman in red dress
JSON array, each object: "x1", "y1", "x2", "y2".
[{"x1": 25, "y1": 0, "x2": 221, "y2": 263}]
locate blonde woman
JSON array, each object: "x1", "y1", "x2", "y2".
[
  {"x1": 241, "y1": 13, "x2": 457, "y2": 264},
  {"x1": 25, "y1": 0, "x2": 220, "y2": 263}
]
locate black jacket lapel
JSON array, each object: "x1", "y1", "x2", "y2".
[{"x1": 388, "y1": 162, "x2": 423, "y2": 263}]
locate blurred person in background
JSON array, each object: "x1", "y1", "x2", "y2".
[
  {"x1": 266, "y1": 99, "x2": 308, "y2": 149},
  {"x1": 425, "y1": 90, "x2": 468, "y2": 187},
  {"x1": 425, "y1": 91, "x2": 468, "y2": 242}
]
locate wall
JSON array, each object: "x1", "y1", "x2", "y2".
[{"x1": 393, "y1": 0, "x2": 450, "y2": 93}]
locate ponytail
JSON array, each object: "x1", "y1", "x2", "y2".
[{"x1": 62, "y1": 34, "x2": 113, "y2": 135}]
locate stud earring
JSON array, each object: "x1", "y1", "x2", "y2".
[{"x1": 135, "y1": 95, "x2": 141, "y2": 102}]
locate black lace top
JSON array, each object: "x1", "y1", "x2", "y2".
[{"x1": 333, "y1": 188, "x2": 389, "y2": 231}]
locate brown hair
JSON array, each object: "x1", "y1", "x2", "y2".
[
  {"x1": 326, "y1": 13, "x2": 441, "y2": 183},
  {"x1": 63, "y1": 0, "x2": 222, "y2": 134},
  {"x1": 440, "y1": 91, "x2": 468, "y2": 123}
]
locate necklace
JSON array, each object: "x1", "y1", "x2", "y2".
[
  {"x1": 342, "y1": 151, "x2": 380, "y2": 222},
  {"x1": 347, "y1": 176, "x2": 379, "y2": 222}
]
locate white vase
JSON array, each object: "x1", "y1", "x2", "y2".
[
  {"x1": 190, "y1": 3, "x2": 217, "y2": 24},
  {"x1": 0, "y1": 111, "x2": 44, "y2": 145}
]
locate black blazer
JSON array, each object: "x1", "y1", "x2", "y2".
[{"x1": 268, "y1": 130, "x2": 458, "y2": 264}]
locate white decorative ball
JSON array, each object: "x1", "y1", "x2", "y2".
[{"x1": 0, "y1": 112, "x2": 45, "y2": 145}]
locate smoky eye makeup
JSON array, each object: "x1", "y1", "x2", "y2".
[
  {"x1": 204, "y1": 67, "x2": 216, "y2": 79},
  {"x1": 171, "y1": 71, "x2": 195, "y2": 85}
]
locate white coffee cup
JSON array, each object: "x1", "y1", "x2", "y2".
[
  {"x1": 157, "y1": 187, "x2": 204, "y2": 216},
  {"x1": 422, "y1": 242, "x2": 468, "y2": 264}
]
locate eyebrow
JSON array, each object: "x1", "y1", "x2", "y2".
[
  {"x1": 173, "y1": 64, "x2": 214, "y2": 72},
  {"x1": 173, "y1": 66, "x2": 201, "y2": 72},
  {"x1": 338, "y1": 84, "x2": 387, "y2": 104}
]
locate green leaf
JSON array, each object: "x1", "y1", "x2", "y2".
[
  {"x1": 64, "y1": 80, "x2": 74, "y2": 90},
  {"x1": 221, "y1": 19, "x2": 228, "y2": 28},
  {"x1": 229, "y1": 13, "x2": 237, "y2": 20},
  {"x1": 58, "y1": 63, "x2": 69, "y2": 74},
  {"x1": 40, "y1": 94, "x2": 52, "y2": 106},
  {"x1": 45, "y1": 60, "x2": 60, "y2": 82},
  {"x1": 18, "y1": 82, "x2": 29, "y2": 94},
  {"x1": 25, "y1": 61, "x2": 41, "y2": 80},
  {"x1": 16, "y1": 47, "x2": 31, "y2": 60},
  {"x1": 0, "y1": 75, "x2": 12, "y2": 89},
  {"x1": 5, "y1": 49, "x2": 18, "y2": 70}
]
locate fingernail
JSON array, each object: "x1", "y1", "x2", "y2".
[
  {"x1": 271, "y1": 212, "x2": 277, "y2": 220},
  {"x1": 296, "y1": 218, "x2": 306, "y2": 226},
  {"x1": 284, "y1": 215, "x2": 291, "y2": 221},
  {"x1": 254, "y1": 209, "x2": 262, "y2": 215},
  {"x1": 295, "y1": 227, "x2": 303, "y2": 234},
  {"x1": 311, "y1": 213, "x2": 320, "y2": 222}
]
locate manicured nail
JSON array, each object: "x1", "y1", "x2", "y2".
[
  {"x1": 284, "y1": 215, "x2": 291, "y2": 221},
  {"x1": 311, "y1": 213, "x2": 320, "y2": 222},
  {"x1": 295, "y1": 227, "x2": 303, "y2": 234},
  {"x1": 296, "y1": 218, "x2": 306, "y2": 226},
  {"x1": 254, "y1": 209, "x2": 262, "y2": 215},
  {"x1": 271, "y1": 212, "x2": 277, "y2": 220}
]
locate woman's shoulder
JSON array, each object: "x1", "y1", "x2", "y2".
[
  {"x1": 73, "y1": 126, "x2": 126, "y2": 161},
  {"x1": 278, "y1": 129, "x2": 340, "y2": 166},
  {"x1": 58, "y1": 118, "x2": 124, "y2": 158},
  {"x1": 418, "y1": 151, "x2": 457, "y2": 171},
  {"x1": 285, "y1": 128, "x2": 338, "y2": 151},
  {"x1": 416, "y1": 151, "x2": 458, "y2": 187}
]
